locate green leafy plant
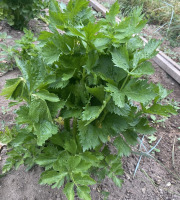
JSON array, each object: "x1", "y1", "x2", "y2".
[
  {"x1": 118, "y1": 0, "x2": 180, "y2": 47},
  {"x1": 0, "y1": 29, "x2": 37, "y2": 74},
  {"x1": 0, "y1": 1, "x2": 178, "y2": 199},
  {"x1": 0, "y1": 0, "x2": 49, "y2": 30}
]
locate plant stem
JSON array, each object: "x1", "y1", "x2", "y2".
[
  {"x1": 64, "y1": 118, "x2": 70, "y2": 131},
  {"x1": 120, "y1": 74, "x2": 130, "y2": 91},
  {"x1": 73, "y1": 118, "x2": 77, "y2": 139}
]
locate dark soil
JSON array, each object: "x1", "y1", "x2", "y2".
[{"x1": 0, "y1": 1, "x2": 180, "y2": 199}]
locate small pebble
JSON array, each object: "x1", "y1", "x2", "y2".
[
  {"x1": 166, "y1": 182, "x2": 171, "y2": 187},
  {"x1": 142, "y1": 188, "x2": 146, "y2": 194}
]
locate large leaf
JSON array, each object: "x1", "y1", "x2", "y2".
[
  {"x1": 34, "y1": 120, "x2": 58, "y2": 146},
  {"x1": 111, "y1": 46, "x2": 130, "y2": 72},
  {"x1": 78, "y1": 121, "x2": 101, "y2": 151},
  {"x1": 42, "y1": 42, "x2": 61, "y2": 65},
  {"x1": 130, "y1": 61, "x2": 155, "y2": 77},
  {"x1": 15, "y1": 57, "x2": 47, "y2": 93},
  {"x1": 123, "y1": 79, "x2": 156, "y2": 103},
  {"x1": 133, "y1": 39, "x2": 161, "y2": 67}
]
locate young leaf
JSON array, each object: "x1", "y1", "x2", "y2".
[
  {"x1": 106, "y1": 1, "x2": 120, "y2": 23},
  {"x1": 39, "y1": 170, "x2": 67, "y2": 186},
  {"x1": 35, "y1": 89, "x2": 59, "y2": 102},
  {"x1": 144, "y1": 103, "x2": 178, "y2": 117},
  {"x1": 73, "y1": 173, "x2": 96, "y2": 185},
  {"x1": 77, "y1": 185, "x2": 91, "y2": 200},
  {"x1": 64, "y1": 139, "x2": 77, "y2": 155},
  {"x1": 135, "y1": 118, "x2": 156, "y2": 135},
  {"x1": 111, "y1": 46, "x2": 130, "y2": 72},
  {"x1": 111, "y1": 175, "x2": 123, "y2": 188},
  {"x1": 64, "y1": 182, "x2": 75, "y2": 200}
]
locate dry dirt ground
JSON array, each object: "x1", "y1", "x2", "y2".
[{"x1": 0, "y1": 1, "x2": 180, "y2": 200}]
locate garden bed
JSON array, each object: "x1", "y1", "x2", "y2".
[{"x1": 0, "y1": 1, "x2": 180, "y2": 200}]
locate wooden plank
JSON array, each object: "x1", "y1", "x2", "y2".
[
  {"x1": 89, "y1": 0, "x2": 180, "y2": 84},
  {"x1": 153, "y1": 55, "x2": 180, "y2": 84},
  {"x1": 89, "y1": 0, "x2": 121, "y2": 22}
]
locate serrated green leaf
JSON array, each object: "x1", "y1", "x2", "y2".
[
  {"x1": 64, "y1": 182, "x2": 75, "y2": 200},
  {"x1": 135, "y1": 118, "x2": 155, "y2": 135},
  {"x1": 53, "y1": 151, "x2": 70, "y2": 171},
  {"x1": 35, "y1": 156, "x2": 57, "y2": 169},
  {"x1": 64, "y1": 139, "x2": 77, "y2": 155},
  {"x1": 153, "y1": 83, "x2": 172, "y2": 102},
  {"x1": 127, "y1": 36, "x2": 143, "y2": 53},
  {"x1": 77, "y1": 185, "x2": 91, "y2": 200},
  {"x1": 122, "y1": 130, "x2": 138, "y2": 145},
  {"x1": 83, "y1": 22, "x2": 101, "y2": 41},
  {"x1": 42, "y1": 42, "x2": 60, "y2": 65},
  {"x1": 15, "y1": 105, "x2": 31, "y2": 124},
  {"x1": 0, "y1": 127, "x2": 12, "y2": 144},
  {"x1": 82, "y1": 106, "x2": 102, "y2": 121},
  {"x1": 94, "y1": 55, "x2": 127, "y2": 85},
  {"x1": 144, "y1": 103, "x2": 178, "y2": 117},
  {"x1": 114, "y1": 136, "x2": 131, "y2": 156},
  {"x1": 80, "y1": 152, "x2": 104, "y2": 167},
  {"x1": 104, "y1": 114, "x2": 128, "y2": 134},
  {"x1": 35, "y1": 89, "x2": 59, "y2": 102},
  {"x1": 86, "y1": 85, "x2": 105, "y2": 103},
  {"x1": 105, "y1": 83, "x2": 125, "y2": 108},
  {"x1": 93, "y1": 37, "x2": 110, "y2": 52},
  {"x1": 111, "y1": 175, "x2": 123, "y2": 188},
  {"x1": 78, "y1": 121, "x2": 101, "y2": 151},
  {"x1": 29, "y1": 99, "x2": 52, "y2": 123},
  {"x1": 82, "y1": 96, "x2": 110, "y2": 125},
  {"x1": 111, "y1": 46, "x2": 130, "y2": 72},
  {"x1": 0, "y1": 78, "x2": 22, "y2": 98},
  {"x1": 47, "y1": 100, "x2": 66, "y2": 118},
  {"x1": 130, "y1": 61, "x2": 154, "y2": 77},
  {"x1": 106, "y1": 99, "x2": 130, "y2": 116},
  {"x1": 74, "y1": 160, "x2": 92, "y2": 172},
  {"x1": 39, "y1": 170, "x2": 67, "y2": 186},
  {"x1": 106, "y1": 1, "x2": 120, "y2": 23},
  {"x1": 67, "y1": 156, "x2": 81, "y2": 171},
  {"x1": 133, "y1": 39, "x2": 161, "y2": 67},
  {"x1": 34, "y1": 120, "x2": 58, "y2": 146},
  {"x1": 123, "y1": 79, "x2": 156, "y2": 104},
  {"x1": 73, "y1": 173, "x2": 96, "y2": 185},
  {"x1": 38, "y1": 31, "x2": 53, "y2": 44},
  {"x1": 15, "y1": 57, "x2": 47, "y2": 93}
]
